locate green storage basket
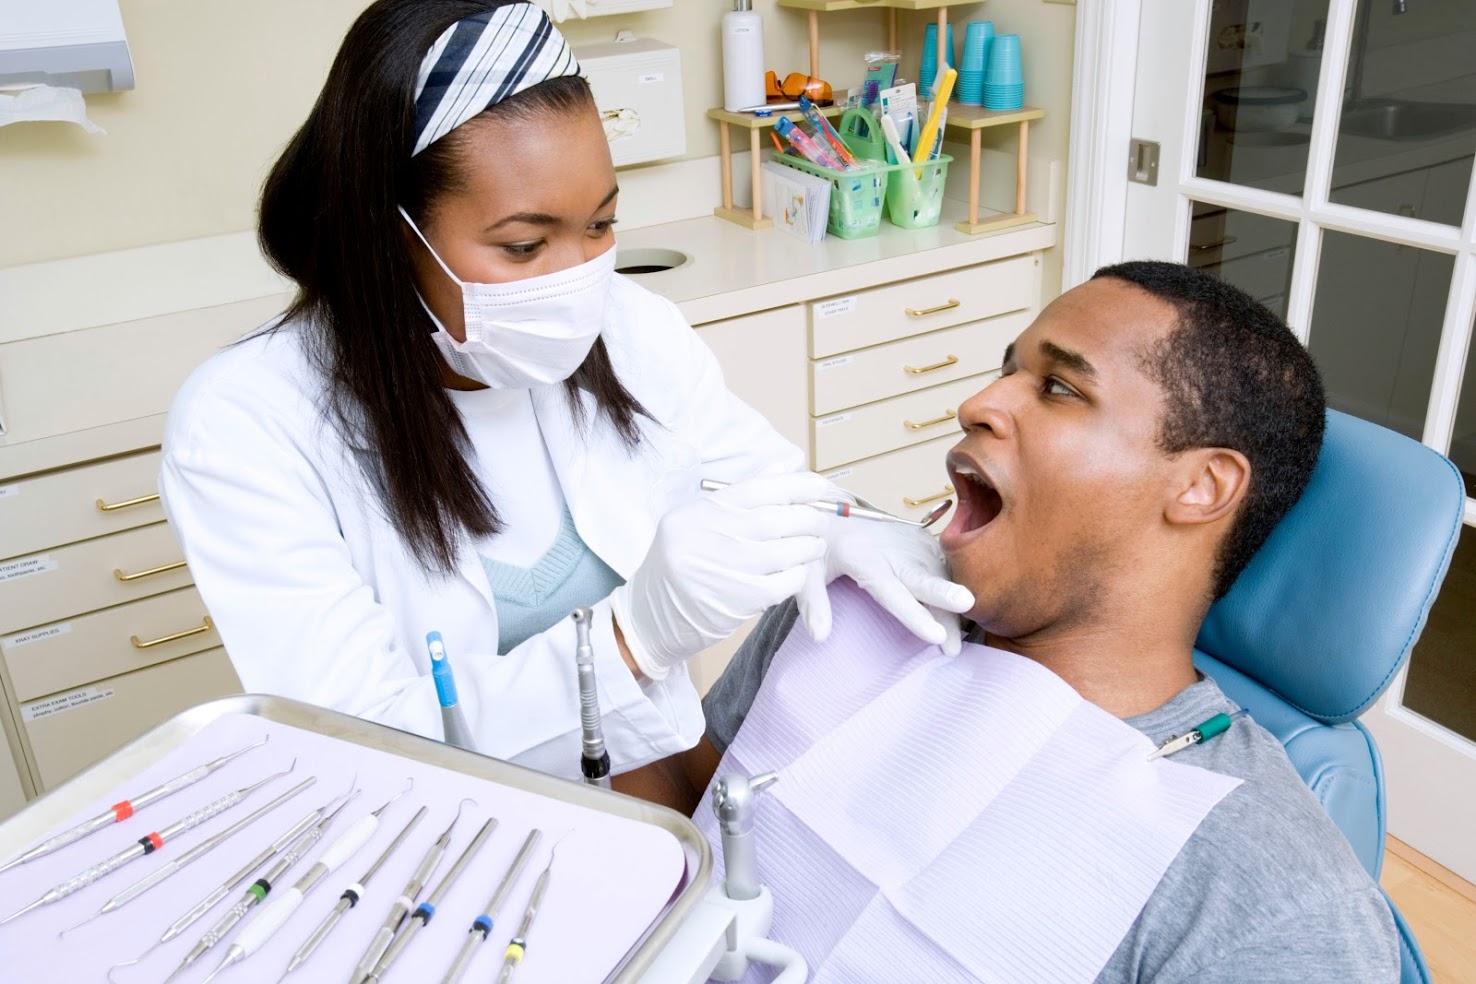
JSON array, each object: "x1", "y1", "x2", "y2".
[
  {"x1": 886, "y1": 155, "x2": 953, "y2": 230},
  {"x1": 771, "y1": 153, "x2": 890, "y2": 240}
]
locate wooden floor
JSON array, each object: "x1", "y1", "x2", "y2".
[{"x1": 1382, "y1": 838, "x2": 1476, "y2": 983}]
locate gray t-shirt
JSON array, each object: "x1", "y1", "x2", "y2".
[{"x1": 704, "y1": 602, "x2": 1400, "y2": 983}]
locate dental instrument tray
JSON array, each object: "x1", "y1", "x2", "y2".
[{"x1": 0, "y1": 695, "x2": 710, "y2": 984}]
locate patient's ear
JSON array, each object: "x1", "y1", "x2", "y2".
[{"x1": 1166, "y1": 448, "x2": 1250, "y2": 527}]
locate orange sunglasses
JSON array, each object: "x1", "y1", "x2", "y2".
[{"x1": 766, "y1": 71, "x2": 834, "y2": 106}]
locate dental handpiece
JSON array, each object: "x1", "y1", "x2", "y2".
[
  {"x1": 104, "y1": 798, "x2": 327, "y2": 981},
  {"x1": 361, "y1": 816, "x2": 498, "y2": 983},
  {"x1": 281, "y1": 803, "x2": 427, "y2": 983},
  {"x1": 440, "y1": 829, "x2": 543, "y2": 984},
  {"x1": 348, "y1": 799, "x2": 473, "y2": 984},
  {"x1": 201, "y1": 782, "x2": 410, "y2": 984},
  {"x1": 571, "y1": 608, "x2": 610, "y2": 788},
  {"x1": 698, "y1": 479, "x2": 951, "y2": 528},
  {"x1": 161, "y1": 787, "x2": 360, "y2": 984},
  {"x1": 428, "y1": 631, "x2": 477, "y2": 751},
  {"x1": 712, "y1": 771, "x2": 779, "y2": 902},
  {"x1": 61, "y1": 775, "x2": 317, "y2": 936},
  {"x1": 0, "y1": 759, "x2": 296, "y2": 927},
  {"x1": 0, "y1": 735, "x2": 269, "y2": 876}
]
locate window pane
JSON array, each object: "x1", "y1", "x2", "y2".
[
  {"x1": 1329, "y1": 3, "x2": 1476, "y2": 225},
  {"x1": 1404, "y1": 525, "x2": 1476, "y2": 743},
  {"x1": 1186, "y1": 204, "x2": 1298, "y2": 322},
  {"x1": 1195, "y1": 1, "x2": 1330, "y2": 193},
  {"x1": 1307, "y1": 232, "x2": 1454, "y2": 441},
  {"x1": 1449, "y1": 313, "x2": 1476, "y2": 493}
]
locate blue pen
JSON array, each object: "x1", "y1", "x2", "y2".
[{"x1": 427, "y1": 632, "x2": 476, "y2": 751}]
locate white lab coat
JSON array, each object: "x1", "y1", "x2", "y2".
[{"x1": 159, "y1": 275, "x2": 804, "y2": 778}]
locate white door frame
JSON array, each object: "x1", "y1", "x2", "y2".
[{"x1": 1065, "y1": 0, "x2": 1476, "y2": 880}]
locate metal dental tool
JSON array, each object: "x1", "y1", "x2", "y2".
[
  {"x1": 0, "y1": 759, "x2": 296, "y2": 927},
  {"x1": 572, "y1": 608, "x2": 610, "y2": 788},
  {"x1": 713, "y1": 771, "x2": 779, "y2": 902},
  {"x1": 280, "y1": 799, "x2": 427, "y2": 983},
  {"x1": 60, "y1": 774, "x2": 317, "y2": 937},
  {"x1": 361, "y1": 814, "x2": 498, "y2": 983},
  {"x1": 494, "y1": 838, "x2": 567, "y2": 984},
  {"x1": 428, "y1": 631, "x2": 476, "y2": 751},
  {"x1": 348, "y1": 798, "x2": 475, "y2": 984},
  {"x1": 160, "y1": 782, "x2": 360, "y2": 984},
  {"x1": 440, "y1": 828, "x2": 543, "y2": 984},
  {"x1": 0, "y1": 735, "x2": 269, "y2": 876},
  {"x1": 103, "y1": 797, "x2": 328, "y2": 984},
  {"x1": 699, "y1": 479, "x2": 951, "y2": 529},
  {"x1": 200, "y1": 780, "x2": 411, "y2": 984}
]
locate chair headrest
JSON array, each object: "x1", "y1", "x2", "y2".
[{"x1": 1196, "y1": 410, "x2": 1465, "y2": 725}]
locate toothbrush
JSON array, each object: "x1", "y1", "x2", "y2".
[
  {"x1": 775, "y1": 117, "x2": 846, "y2": 171},
  {"x1": 912, "y1": 68, "x2": 957, "y2": 173},
  {"x1": 880, "y1": 115, "x2": 912, "y2": 172}
]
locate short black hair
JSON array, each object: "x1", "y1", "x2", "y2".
[{"x1": 1092, "y1": 261, "x2": 1326, "y2": 601}]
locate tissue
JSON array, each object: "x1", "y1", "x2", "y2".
[{"x1": 0, "y1": 85, "x2": 105, "y2": 134}]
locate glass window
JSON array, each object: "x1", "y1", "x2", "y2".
[
  {"x1": 1404, "y1": 525, "x2": 1476, "y2": 743},
  {"x1": 1186, "y1": 204, "x2": 1298, "y2": 322}
]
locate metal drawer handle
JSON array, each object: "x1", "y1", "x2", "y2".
[
  {"x1": 904, "y1": 409, "x2": 957, "y2": 431},
  {"x1": 1189, "y1": 235, "x2": 1238, "y2": 251},
  {"x1": 904, "y1": 298, "x2": 961, "y2": 318},
  {"x1": 114, "y1": 560, "x2": 187, "y2": 583},
  {"x1": 904, "y1": 354, "x2": 960, "y2": 375},
  {"x1": 131, "y1": 615, "x2": 213, "y2": 650},
  {"x1": 904, "y1": 485, "x2": 955, "y2": 508},
  {"x1": 96, "y1": 493, "x2": 160, "y2": 512}
]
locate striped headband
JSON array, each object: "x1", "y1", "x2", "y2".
[{"x1": 411, "y1": 3, "x2": 581, "y2": 157}]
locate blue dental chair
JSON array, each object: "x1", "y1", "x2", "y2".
[{"x1": 1192, "y1": 409, "x2": 1466, "y2": 984}]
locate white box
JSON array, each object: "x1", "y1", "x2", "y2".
[{"x1": 575, "y1": 37, "x2": 686, "y2": 168}]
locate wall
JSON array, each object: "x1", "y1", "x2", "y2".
[{"x1": 0, "y1": 0, "x2": 876, "y2": 268}]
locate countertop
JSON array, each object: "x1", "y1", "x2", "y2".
[{"x1": 615, "y1": 199, "x2": 1056, "y2": 326}]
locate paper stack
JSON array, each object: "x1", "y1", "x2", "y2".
[{"x1": 761, "y1": 160, "x2": 830, "y2": 244}]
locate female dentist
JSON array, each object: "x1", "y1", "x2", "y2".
[{"x1": 159, "y1": 0, "x2": 972, "y2": 779}]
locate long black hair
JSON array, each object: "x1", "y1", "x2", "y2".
[{"x1": 258, "y1": 0, "x2": 647, "y2": 575}]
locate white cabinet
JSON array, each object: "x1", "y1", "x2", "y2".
[{"x1": 695, "y1": 306, "x2": 809, "y2": 453}]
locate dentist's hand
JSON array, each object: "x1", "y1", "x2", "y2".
[
  {"x1": 796, "y1": 507, "x2": 975, "y2": 656},
  {"x1": 611, "y1": 472, "x2": 832, "y2": 679}
]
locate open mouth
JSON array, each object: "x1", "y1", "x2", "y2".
[{"x1": 941, "y1": 453, "x2": 1003, "y2": 549}]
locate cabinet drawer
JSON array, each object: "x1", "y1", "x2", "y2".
[
  {"x1": 0, "y1": 450, "x2": 164, "y2": 559},
  {"x1": 1188, "y1": 207, "x2": 1297, "y2": 266},
  {"x1": 20, "y1": 647, "x2": 242, "y2": 791},
  {"x1": 0, "y1": 522, "x2": 191, "y2": 636},
  {"x1": 823, "y1": 434, "x2": 960, "y2": 532},
  {"x1": 1197, "y1": 247, "x2": 1295, "y2": 306},
  {"x1": 3, "y1": 586, "x2": 220, "y2": 703},
  {"x1": 811, "y1": 373, "x2": 994, "y2": 472},
  {"x1": 809, "y1": 255, "x2": 1036, "y2": 358},
  {"x1": 811, "y1": 309, "x2": 1028, "y2": 416}
]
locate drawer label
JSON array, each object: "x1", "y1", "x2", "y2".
[
  {"x1": 816, "y1": 413, "x2": 852, "y2": 428},
  {"x1": 0, "y1": 554, "x2": 56, "y2": 583},
  {"x1": 824, "y1": 467, "x2": 854, "y2": 481},
  {"x1": 0, "y1": 484, "x2": 19, "y2": 500},
  {"x1": 815, "y1": 297, "x2": 858, "y2": 320},
  {"x1": 817, "y1": 356, "x2": 852, "y2": 371},
  {"x1": 22, "y1": 686, "x2": 117, "y2": 723},
  {"x1": 639, "y1": 72, "x2": 664, "y2": 85},
  {"x1": 3, "y1": 623, "x2": 72, "y2": 650}
]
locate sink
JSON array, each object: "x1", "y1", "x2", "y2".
[
  {"x1": 1340, "y1": 99, "x2": 1476, "y2": 141},
  {"x1": 614, "y1": 247, "x2": 692, "y2": 276}
]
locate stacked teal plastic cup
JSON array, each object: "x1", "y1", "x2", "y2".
[
  {"x1": 983, "y1": 33, "x2": 1024, "y2": 111},
  {"x1": 919, "y1": 21, "x2": 955, "y2": 100},
  {"x1": 957, "y1": 21, "x2": 993, "y2": 106}
]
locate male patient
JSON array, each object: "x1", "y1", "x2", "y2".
[{"x1": 677, "y1": 261, "x2": 1399, "y2": 981}]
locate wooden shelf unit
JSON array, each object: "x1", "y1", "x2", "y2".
[{"x1": 712, "y1": 0, "x2": 1041, "y2": 235}]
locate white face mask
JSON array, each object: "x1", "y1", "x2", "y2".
[{"x1": 399, "y1": 206, "x2": 616, "y2": 389}]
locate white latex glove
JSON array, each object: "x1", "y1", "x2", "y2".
[
  {"x1": 796, "y1": 510, "x2": 975, "y2": 656},
  {"x1": 611, "y1": 472, "x2": 831, "y2": 679}
]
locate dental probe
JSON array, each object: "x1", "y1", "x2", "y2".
[
  {"x1": 0, "y1": 759, "x2": 296, "y2": 926},
  {"x1": 699, "y1": 479, "x2": 952, "y2": 529},
  {"x1": 361, "y1": 815, "x2": 499, "y2": 983},
  {"x1": 0, "y1": 735, "x2": 268, "y2": 875},
  {"x1": 440, "y1": 828, "x2": 543, "y2": 984},
  {"x1": 347, "y1": 798, "x2": 475, "y2": 984},
  {"x1": 161, "y1": 784, "x2": 361, "y2": 984},
  {"x1": 571, "y1": 608, "x2": 610, "y2": 788},
  {"x1": 60, "y1": 775, "x2": 317, "y2": 936},
  {"x1": 495, "y1": 839, "x2": 567, "y2": 984},
  {"x1": 103, "y1": 798, "x2": 328, "y2": 984},
  {"x1": 199, "y1": 780, "x2": 412, "y2": 984},
  {"x1": 279, "y1": 802, "x2": 428, "y2": 983}
]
